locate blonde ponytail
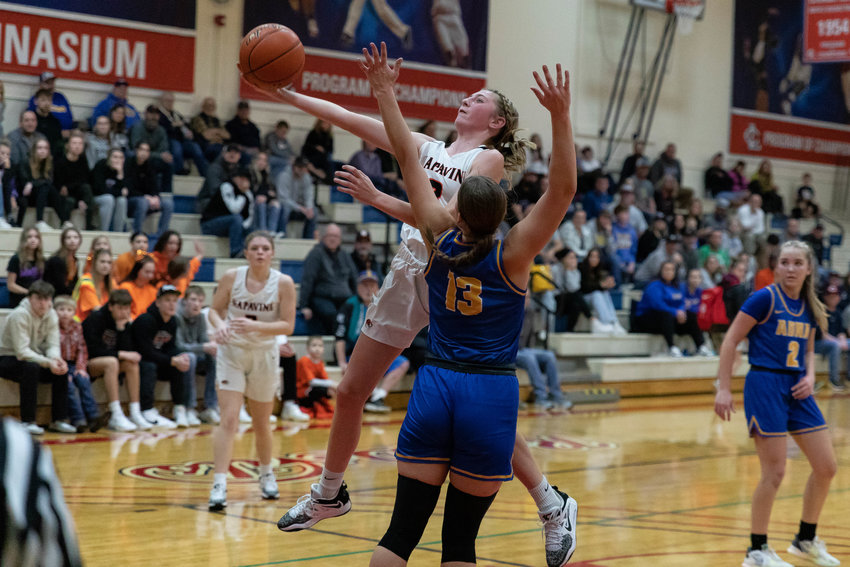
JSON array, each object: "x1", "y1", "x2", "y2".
[{"x1": 487, "y1": 90, "x2": 533, "y2": 179}]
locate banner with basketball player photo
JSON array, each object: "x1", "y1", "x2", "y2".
[
  {"x1": 239, "y1": 0, "x2": 489, "y2": 122},
  {"x1": 729, "y1": 0, "x2": 850, "y2": 164},
  {"x1": 0, "y1": 0, "x2": 196, "y2": 92}
]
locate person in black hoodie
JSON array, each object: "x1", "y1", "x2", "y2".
[
  {"x1": 200, "y1": 167, "x2": 254, "y2": 258},
  {"x1": 53, "y1": 132, "x2": 96, "y2": 229},
  {"x1": 131, "y1": 285, "x2": 191, "y2": 428},
  {"x1": 83, "y1": 289, "x2": 147, "y2": 432}
]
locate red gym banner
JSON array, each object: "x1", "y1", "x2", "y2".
[
  {"x1": 803, "y1": 0, "x2": 850, "y2": 62},
  {"x1": 729, "y1": 110, "x2": 850, "y2": 165},
  {"x1": 240, "y1": 51, "x2": 486, "y2": 122},
  {"x1": 0, "y1": 4, "x2": 196, "y2": 91}
]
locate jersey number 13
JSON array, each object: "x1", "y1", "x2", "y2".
[{"x1": 445, "y1": 271, "x2": 482, "y2": 316}]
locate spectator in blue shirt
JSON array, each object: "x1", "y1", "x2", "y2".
[
  {"x1": 582, "y1": 175, "x2": 612, "y2": 220},
  {"x1": 682, "y1": 268, "x2": 704, "y2": 316},
  {"x1": 27, "y1": 72, "x2": 74, "y2": 133},
  {"x1": 90, "y1": 79, "x2": 141, "y2": 129},
  {"x1": 611, "y1": 205, "x2": 637, "y2": 283}
]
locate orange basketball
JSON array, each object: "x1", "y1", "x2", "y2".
[{"x1": 239, "y1": 24, "x2": 305, "y2": 90}]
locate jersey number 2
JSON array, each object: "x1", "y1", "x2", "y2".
[
  {"x1": 786, "y1": 340, "x2": 800, "y2": 368},
  {"x1": 445, "y1": 271, "x2": 482, "y2": 316}
]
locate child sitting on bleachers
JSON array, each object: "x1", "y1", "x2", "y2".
[
  {"x1": 295, "y1": 336, "x2": 337, "y2": 419},
  {"x1": 55, "y1": 295, "x2": 105, "y2": 432}
]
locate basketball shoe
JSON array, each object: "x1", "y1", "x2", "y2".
[
  {"x1": 209, "y1": 483, "x2": 227, "y2": 511},
  {"x1": 787, "y1": 537, "x2": 840, "y2": 566},
  {"x1": 743, "y1": 545, "x2": 793, "y2": 566},
  {"x1": 539, "y1": 487, "x2": 577, "y2": 567},
  {"x1": 260, "y1": 473, "x2": 280, "y2": 500},
  {"x1": 277, "y1": 482, "x2": 351, "y2": 532}
]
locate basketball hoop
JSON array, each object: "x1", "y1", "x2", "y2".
[{"x1": 666, "y1": 0, "x2": 705, "y2": 35}]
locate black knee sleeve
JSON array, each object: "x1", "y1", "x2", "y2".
[
  {"x1": 378, "y1": 475, "x2": 442, "y2": 561},
  {"x1": 441, "y1": 483, "x2": 497, "y2": 564}
]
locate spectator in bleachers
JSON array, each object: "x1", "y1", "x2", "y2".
[
  {"x1": 198, "y1": 143, "x2": 241, "y2": 213},
  {"x1": 592, "y1": 209, "x2": 616, "y2": 253},
  {"x1": 15, "y1": 138, "x2": 65, "y2": 232},
  {"x1": 158, "y1": 91, "x2": 207, "y2": 177},
  {"x1": 6, "y1": 227, "x2": 45, "y2": 308},
  {"x1": 43, "y1": 226, "x2": 81, "y2": 297},
  {"x1": 85, "y1": 116, "x2": 112, "y2": 168},
  {"x1": 54, "y1": 132, "x2": 96, "y2": 230},
  {"x1": 176, "y1": 285, "x2": 218, "y2": 426},
  {"x1": 577, "y1": 146, "x2": 600, "y2": 174},
  {"x1": 583, "y1": 175, "x2": 612, "y2": 220},
  {"x1": 113, "y1": 232, "x2": 149, "y2": 284},
  {"x1": 132, "y1": 285, "x2": 191, "y2": 428},
  {"x1": 649, "y1": 143, "x2": 682, "y2": 185},
  {"x1": 526, "y1": 133, "x2": 548, "y2": 175},
  {"x1": 129, "y1": 105, "x2": 174, "y2": 195},
  {"x1": 108, "y1": 104, "x2": 130, "y2": 154},
  {"x1": 725, "y1": 218, "x2": 745, "y2": 259},
  {"x1": 669, "y1": 213, "x2": 686, "y2": 236},
  {"x1": 654, "y1": 174, "x2": 678, "y2": 218},
  {"x1": 418, "y1": 120, "x2": 437, "y2": 138},
  {"x1": 703, "y1": 197, "x2": 730, "y2": 233},
  {"x1": 264, "y1": 120, "x2": 295, "y2": 181},
  {"x1": 301, "y1": 119, "x2": 335, "y2": 183},
  {"x1": 552, "y1": 248, "x2": 595, "y2": 332},
  {"x1": 126, "y1": 141, "x2": 174, "y2": 237},
  {"x1": 75, "y1": 248, "x2": 112, "y2": 322},
  {"x1": 609, "y1": 182, "x2": 647, "y2": 235},
  {"x1": 296, "y1": 336, "x2": 337, "y2": 419},
  {"x1": 8, "y1": 110, "x2": 45, "y2": 167},
  {"x1": 634, "y1": 261, "x2": 711, "y2": 357},
  {"x1": 737, "y1": 192, "x2": 765, "y2": 253},
  {"x1": 200, "y1": 167, "x2": 254, "y2": 258},
  {"x1": 719, "y1": 257, "x2": 750, "y2": 322},
  {"x1": 517, "y1": 293, "x2": 570, "y2": 410},
  {"x1": 685, "y1": 199, "x2": 707, "y2": 238},
  {"x1": 92, "y1": 148, "x2": 129, "y2": 232},
  {"x1": 803, "y1": 223, "x2": 827, "y2": 270},
  {"x1": 334, "y1": 270, "x2": 407, "y2": 413},
  {"x1": 279, "y1": 336, "x2": 310, "y2": 422},
  {"x1": 351, "y1": 229, "x2": 382, "y2": 275},
  {"x1": 749, "y1": 159, "x2": 783, "y2": 214},
  {"x1": 508, "y1": 167, "x2": 544, "y2": 226},
  {"x1": 26, "y1": 72, "x2": 74, "y2": 133},
  {"x1": 0, "y1": 139, "x2": 14, "y2": 228},
  {"x1": 54, "y1": 295, "x2": 105, "y2": 432},
  {"x1": 698, "y1": 229, "x2": 731, "y2": 270},
  {"x1": 815, "y1": 284, "x2": 848, "y2": 392},
  {"x1": 118, "y1": 255, "x2": 158, "y2": 320},
  {"x1": 555, "y1": 208, "x2": 593, "y2": 260},
  {"x1": 580, "y1": 247, "x2": 625, "y2": 335},
  {"x1": 82, "y1": 235, "x2": 111, "y2": 273},
  {"x1": 636, "y1": 213, "x2": 667, "y2": 264},
  {"x1": 636, "y1": 233, "x2": 683, "y2": 287},
  {"x1": 726, "y1": 160, "x2": 748, "y2": 199},
  {"x1": 33, "y1": 89, "x2": 64, "y2": 160},
  {"x1": 83, "y1": 289, "x2": 147, "y2": 432},
  {"x1": 277, "y1": 157, "x2": 317, "y2": 239},
  {"x1": 0, "y1": 280, "x2": 74, "y2": 434},
  {"x1": 348, "y1": 140, "x2": 402, "y2": 198},
  {"x1": 90, "y1": 78, "x2": 140, "y2": 129},
  {"x1": 251, "y1": 151, "x2": 281, "y2": 233},
  {"x1": 299, "y1": 223, "x2": 358, "y2": 335},
  {"x1": 628, "y1": 157, "x2": 656, "y2": 216},
  {"x1": 704, "y1": 152, "x2": 732, "y2": 198},
  {"x1": 781, "y1": 217, "x2": 801, "y2": 243},
  {"x1": 792, "y1": 172, "x2": 819, "y2": 219},
  {"x1": 699, "y1": 254, "x2": 724, "y2": 289},
  {"x1": 225, "y1": 101, "x2": 261, "y2": 164},
  {"x1": 619, "y1": 140, "x2": 645, "y2": 183},
  {"x1": 190, "y1": 97, "x2": 230, "y2": 163},
  {"x1": 151, "y1": 230, "x2": 201, "y2": 287},
  {"x1": 681, "y1": 228, "x2": 700, "y2": 271},
  {"x1": 754, "y1": 252, "x2": 776, "y2": 291}
]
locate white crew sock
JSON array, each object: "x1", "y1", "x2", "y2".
[
  {"x1": 259, "y1": 464, "x2": 273, "y2": 477},
  {"x1": 214, "y1": 473, "x2": 227, "y2": 487},
  {"x1": 316, "y1": 468, "x2": 344, "y2": 499},
  {"x1": 109, "y1": 400, "x2": 123, "y2": 416},
  {"x1": 129, "y1": 402, "x2": 141, "y2": 415},
  {"x1": 528, "y1": 476, "x2": 563, "y2": 513}
]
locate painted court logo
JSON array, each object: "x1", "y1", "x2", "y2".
[{"x1": 120, "y1": 455, "x2": 323, "y2": 484}]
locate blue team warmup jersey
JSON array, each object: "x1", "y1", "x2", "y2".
[
  {"x1": 741, "y1": 284, "x2": 814, "y2": 371},
  {"x1": 423, "y1": 229, "x2": 526, "y2": 366}
]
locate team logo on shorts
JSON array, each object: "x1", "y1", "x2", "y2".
[
  {"x1": 120, "y1": 454, "x2": 324, "y2": 484},
  {"x1": 526, "y1": 434, "x2": 618, "y2": 451}
]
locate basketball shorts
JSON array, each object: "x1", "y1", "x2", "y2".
[
  {"x1": 362, "y1": 243, "x2": 429, "y2": 349},
  {"x1": 396, "y1": 364, "x2": 519, "y2": 482},
  {"x1": 216, "y1": 343, "x2": 278, "y2": 402},
  {"x1": 743, "y1": 368, "x2": 828, "y2": 437}
]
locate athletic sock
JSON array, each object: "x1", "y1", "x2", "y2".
[
  {"x1": 371, "y1": 388, "x2": 387, "y2": 402},
  {"x1": 108, "y1": 400, "x2": 123, "y2": 416},
  {"x1": 750, "y1": 533, "x2": 767, "y2": 551},
  {"x1": 797, "y1": 521, "x2": 817, "y2": 542},
  {"x1": 259, "y1": 464, "x2": 273, "y2": 477},
  {"x1": 528, "y1": 476, "x2": 563, "y2": 513},
  {"x1": 316, "y1": 468, "x2": 344, "y2": 499},
  {"x1": 129, "y1": 402, "x2": 141, "y2": 415},
  {"x1": 214, "y1": 473, "x2": 227, "y2": 487}
]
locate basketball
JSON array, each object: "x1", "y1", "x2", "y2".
[{"x1": 239, "y1": 23, "x2": 305, "y2": 90}]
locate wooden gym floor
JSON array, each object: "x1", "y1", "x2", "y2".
[{"x1": 46, "y1": 392, "x2": 850, "y2": 566}]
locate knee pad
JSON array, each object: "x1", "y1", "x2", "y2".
[
  {"x1": 441, "y1": 483, "x2": 497, "y2": 564},
  {"x1": 377, "y1": 475, "x2": 442, "y2": 561}
]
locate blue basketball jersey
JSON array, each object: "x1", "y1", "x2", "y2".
[
  {"x1": 741, "y1": 284, "x2": 815, "y2": 372},
  {"x1": 423, "y1": 229, "x2": 526, "y2": 365}
]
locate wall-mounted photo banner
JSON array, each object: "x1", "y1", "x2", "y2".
[
  {"x1": 803, "y1": 0, "x2": 850, "y2": 63},
  {"x1": 240, "y1": 0, "x2": 488, "y2": 122},
  {"x1": 0, "y1": 1, "x2": 196, "y2": 91}
]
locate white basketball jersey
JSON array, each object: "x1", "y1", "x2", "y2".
[
  {"x1": 226, "y1": 266, "x2": 281, "y2": 349},
  {"x1": 401, "y1": 140, "x2": 487, "y2": 260}
]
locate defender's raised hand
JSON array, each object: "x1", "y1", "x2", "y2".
[
  {"x1": 530, "y1": 64, "x2": 571, "y2": 116},
  {"x1": 359, "y1": 41, "x2": 402, "y2": 95}
]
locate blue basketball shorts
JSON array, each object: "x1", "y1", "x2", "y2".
[
  {"x1": 395, "y1": 364, "x2": 519, "y2": 481},
  {"x1": 743, "y1": 368, "x2": 828, "y2": 437}
]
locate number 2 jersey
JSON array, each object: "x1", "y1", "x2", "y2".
[
  {"x1": 423, "y1": 229, "x2": 526, "y2": 366},
  {"x1": 741, "y1": 284, "x2": 815, "y2": 372}
]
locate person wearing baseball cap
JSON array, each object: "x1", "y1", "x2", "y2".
[
  {"x1": 27, "y1": 70, "x2": 74, "y2": 132},
  {"x1": 90, "y1": 77, "x2": 140, "y2": 129},
  {"x1": 334, "y1": 270, "x2": 409, "y2": 413},
  {"x1": 351, "y1": 229, "x2": 382, "y2": 274},
  {"x1": 816, "y1": 283, "x2": 849, "y2": 392}
]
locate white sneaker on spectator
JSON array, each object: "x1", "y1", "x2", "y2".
[
  {"x1": 275, "y1": 231, "x2": 286, "y2": 239},
  {"x1": 48, "y1": 421, "x2": 77, "y2": 434},
  {"x1": 173, "y1": 405, "x2": 189, "y2": 428},
  {"x1": 282, "y1": 401, "x2": 310, "y2": 422},
  {"x1": 60, "y1": 220, "x2": 74, "y2": 229},
  {"x1": 108, "y1": 413, "x2": 137, "y2": 432},
  {"x1": 698, "y1": 344, "x2": 715, "y2": 357},
  {"x1": 239, "y1": 405, "x2": 252, "y2": 424},
  {"x1": 129, "y1": 411, "x2": 153, "y2": 430},
  {"x1": 590, "y1": 319, "x2": 611, "y2": 335},
  {"x1": 669, "y1": 346, "x2": 684, "y2": 358},
  {"x1": 0, "y1": 217, "x2": 11, "y2": 229},
  {"x1": 142, "y1": 408, "x2": 177, "y2": 429},
  {"x1": 35, "y1": 220, "x2": 52, "y2": 232},
  {"x1": 24, "y1": 422, "x2": 44, "y2": 435},
  {"x1": 612, "y1": 322, "x2": 627, "y2": 335},
  {"x1": 199, "y1": 408, "x2": 221, "y2": 424},
  {"x1": 187, "y1": 409, "x2": 202, "y2": 426}
]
